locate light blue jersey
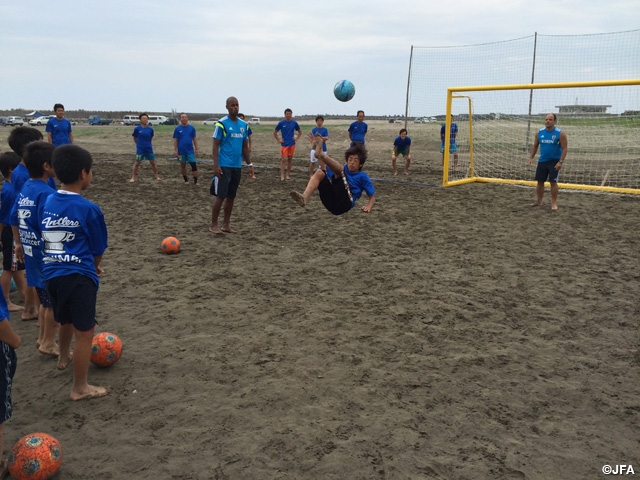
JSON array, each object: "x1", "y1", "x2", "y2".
[
  {"x1": 213, "y1": 116, "x2": 249, "y2": 168},
  {"x1": 537, "y1": 127, "x2": 563, "y2": 162}
]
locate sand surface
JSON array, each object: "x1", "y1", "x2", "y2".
[{"x1": 3, "y1": 121, "x2": 639, "y2": 479}]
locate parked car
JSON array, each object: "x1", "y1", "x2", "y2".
[
  {"x1": 0, "y1": 117, "x2": 9, "y2": 126},
  {"x1": 161, "y1": 118, "x2": 179, "y2": 125},
  {"x1": 122, "y1": 115, "x2": 141, "y2": 126},
  {"x1": 394, "y1": 118, "x2": 404, "y2": 124},
  {"x1": 88, "y1": 115, "x2": 113, "y2": 126},
  {"x1": 202, "y1": 118, "x2": 219, "y2": 126},
  {"x1": 29, "y1": 115, "x2": 54, "y2": 126},
  {"x1": 7, "y1": 116, "x2": 24, "y2": 126},
  {"x1": 249, "y1": 117, "x2": 261, "y2": 125}
]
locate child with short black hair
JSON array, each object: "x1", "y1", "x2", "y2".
[
  {"x1": 8, "y1": 126, "x2": 55, "y2": 322},
  {"x1": 0, "y1": 152, "x2": 28, "y2": 313},
  {"x1": 392, "y1": 128, "x2": 412, "y2": 176},
  {"x1": 0, "y1": 285, "x2": 21, "y2": 477},
  {"x1": 10, "y1": 141, "x2": 59, "y2": 356},
  {"x1": 290, "y1": 133, "x2": 375, "y2": 214},
  {"x1": 42, "y1": 144, "x2": 110, "y2": 400}
]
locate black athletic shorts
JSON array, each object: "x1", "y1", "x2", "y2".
[{"x1": 318, "y1": 175, "x2": 353, "y2": 216}]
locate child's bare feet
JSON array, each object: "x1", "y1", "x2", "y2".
[
  {"x1": 155, "y1": 176, "x2": 161, "y2": 181},
  {"x1": 8, "y1": 303, "x2": 23, "y2": 312},
  {"x1": 70, "y1": 384, "x2": 111, "y2": 401},
  {"x1": 57, "y1": 353, "x2": 73, "y2": 370},
  {"x1": 21, "y1": 309, "x2": 38, "y2": 321},
  {"x1": 221, "y1": 226, "x2": 237, "y2": 234},
  {"x1": 290, "y1": 191, "x2": 307, "y2": 207},
  {"x1": 209, "y1": 225, "x2": 224, "y2": 235},
  {"x1": 39, "y1": 343, "x2": 60, "y2": 357},
  {"x1": 129, "y1": 178, "x2": 136, "y2": 183}
]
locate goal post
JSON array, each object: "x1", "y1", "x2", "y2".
[{"x1": 442, "y1": 79, "x2": 640, "y2": 194}]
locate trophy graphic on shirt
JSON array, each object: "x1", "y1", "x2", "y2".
[
  {"x1": 42, "y1": 230, "x2": 75, "y2": 254},
  {"x1": 17, "y1": 209, "x2": 31, "y2": 229}
]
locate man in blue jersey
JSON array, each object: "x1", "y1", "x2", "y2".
[
  {"x1": 273, "y1": 108, "x2": 302, "y2": 181},
  {"x1": 440, "y1": 116, "x2": 459, "y2": 170},
  {"x1": 46, "y1": 103, "x2": 74, "y2": 147},
  {"x1": 209, "y1": 97, "x2": 251, "y2": 235},
  {"x1": 130, "y1": 113, "x2": 160, "y2": 183},
  {"x1": 173, "y1": 113, "x2": 199, "y2": 184},
  {"x1": 348, "y1": 110, "x2": 368, "y2": 147},
  {"x1": 528, "y1": 113, "x2": 568, "y2": 211}
]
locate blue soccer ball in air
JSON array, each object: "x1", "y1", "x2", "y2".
[{"x1": 334, "y1": 80, "x2": 356, "y2": 102}]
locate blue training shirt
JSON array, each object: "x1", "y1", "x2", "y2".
[
  {"x1": 394, "y1": 136, "x2": 412, "y2": 151},
  {"x1": 275, "y1": 119, "x2": 300, "y2": 147},
  {"x1": 213, "y1": 116, "x2": 249, "y2": 168},
  {"x1": 45, "y1": 117, "x2": 73, "y2": 146},
  {"x1": 537, "y1": 127, "x2": 563, "y2": 162},
  {"x1": 133, "y1": 125, "x2": 154, "y2": 155},
  {"x1": 440, "y1": 123, "x2": 458, "y2": 146},
  {"x1": 9, "y1": 179, "x2": 56, "y2": 289},
  {"x1": 41, "y1": 191, "x2": 108, "y2": 287},
  {"x1": 348, "y1": 121, "x2": 368, "y2": 144},
  {"x1": 311, "y1": 127, "x2": 329, "y2": 152},
  {"x1": 326, "y1": 167, "x2": 375, "y2": 208},
  {"x1": 173, "y1": 124, "x2": 197, "y2": 155}
]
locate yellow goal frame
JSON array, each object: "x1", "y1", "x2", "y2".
[{"x1": 442, "y1": 79, "x2": 640, "y2": 194}]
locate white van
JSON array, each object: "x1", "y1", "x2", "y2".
[
  {"x1": 147, "y1": 115, "x2": 168, "y2": 126},
  {"x1": 123, "y1": 115, "x2": 141, "y2": 126},
  {"x1": 249, "y1": 117, "x2": 261, "y2": 125}
]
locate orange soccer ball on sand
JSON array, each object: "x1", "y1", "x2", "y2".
[
  {"x1": 161, "y1": 236, "x2": 180, "y2": 254},
  {"x1": 90, "y1": 332, "x2": 123, "y2": 367},
  {"x1": 8, "y1": 432, "x2": 62, "y2": 480}
]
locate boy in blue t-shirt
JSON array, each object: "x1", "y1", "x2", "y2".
[
  {"x1": 10, "y1": 142, "x2": 59, "y2": 356},
  {"x1": 130, "y1": 113, "x2": 161, "y2": 183},
  {"x1": 45, "y1": 103, "x2": 74, "y2": 147},
  {"x1": 173, "y1": 113, "x2": 199, "y2": 184},
  {"x1": 348, "y1": 110, "x2": 368, "y2": 146},
  {"x1": 43, "y1": 145, "x2": 109, "y2": 400},
  {"x1": 309, "y1": 115, "x2": 329, "y2": 177},
  {"x1": 8, "y1": 126, "x2": 56, "y2": 321},
  {"x1": 0, "y1": 153, "x2": 28, "y2": 314},
  {"x1": 273, "y1": 108, "x2": 302, "y2": 181},
  {"x1": 290, "y1": 133, "x2": 375, "y2": 215},
  {"x1": 392, "y1": 128, "x2": 412, "y2": 176},
  {"x1": 440, "y1": 117, "x2": 459, "y2": 170},
  {"x1": 0, "y1": 285, "x2": 22, "y2": 474}
]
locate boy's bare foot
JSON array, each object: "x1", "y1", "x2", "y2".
[
  {"x1": 209, "y1": 225, "x2": 224, "y2": 235},
  {"x1": 221, "y1": 226, "x2": 237, "y2": 234},
  {"x1": 70, "y1": 384, "x2": 111, "y2": 401},
  {"x1": 39, "y1": 343, "x2": 60, "y2": 357},
  {"x1": 57, "y1": 353, "x2": 73, "y2": 370},
  {"x1": 404, "y1": 171, "x2": 409, "y2": 175},
  {"x1": 280, "y1": 176, "x2": 285, "y2": 181},
  {"x1": 129, "y1": 178, "x2": 135, "y2": 183},
  {"x1": 155, "y1": 177, "x2": 161, "y2": 181},
  {"x1": 393, "y1": 171, "x2": 398, "y2": 176},
  {"x1": 290, "y1": 191, "x2": 307, "y2": 207},
  {"x1": 8, "y1": 303, "x2": 23, "y2": 312},
  {"x1": 530, "y1": 202, "x2": 542, "y2": 207},
  {"x1": 286, "y1": 175, "x2": 291, "y2": 180},
  {"x1": 21, "y1": 311, "x2": 38, "y2": 321},
  {"x1": 551, "y1": 204, "x2": 558, "y2": 211}
]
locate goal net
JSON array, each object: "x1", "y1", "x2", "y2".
[{"x1": 442, "y1": 80, "x2": 640, "y2": 194}]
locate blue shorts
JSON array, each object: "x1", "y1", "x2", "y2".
[
  {"x1": 47, "y1": 274, "x2": 98, "y2": 332},
  {"x1": 179, "y1": 154, "x2": 197, "y2": 164},
  {"x1": 210, "y1": 167, "x2": 241, "y2": 199},
  {"x1": 440, "y1": 144, "x2": 458, "y2": 154},
  {"x1": 0, "y1": 342, "x2": 17, "y2": 423},
  {"x1": 535, "y1": 160, "x2": 560, "y2": 183},
  {"x1": 135, "y1": 154, "x2": 156, "y2": 161}
]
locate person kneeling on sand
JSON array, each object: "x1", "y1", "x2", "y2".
[{"x1": 290, "y1": 133, "x2": 375, "y2": 214}]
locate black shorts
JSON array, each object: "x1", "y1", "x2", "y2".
[
  {"x1": 318, "y1": 174, "x2": 353, "y2": 216},
  {"x1": 1, "y1": 226, "x2": 25, "y2": 272},
  {"x1": 46, "y1": 274, "x2": 98, "y2": 332},
  {"x1": 535, "y1": 160, "x2": 560, "y2": 183},
  {"x1": 0, "y1": 343, "x2": 17, "y2": 423},
  {"x1": 210, "y1": 167, "x2": 241, "y2": 198}
]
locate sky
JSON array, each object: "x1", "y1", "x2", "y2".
[{"x1": 2, "y1": 0, "x2": 639, "y2": 117}]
